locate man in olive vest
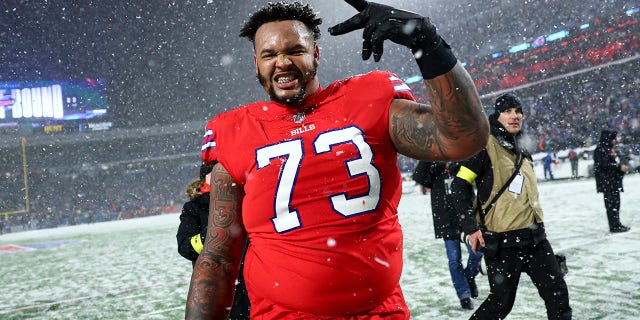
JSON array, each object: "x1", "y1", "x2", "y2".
[{"x1": 450, "y1": 93, "x2": 572, "y2": 319}]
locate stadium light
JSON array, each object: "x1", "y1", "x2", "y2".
[
  {"x1": 546, "y1": 30, "x2": 569, "y2": 42},
  {"x1": 508, "y1": 42, "x2": 530, "y2": 54}
]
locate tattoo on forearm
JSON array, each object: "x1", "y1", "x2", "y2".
[
  {"x1": 186, "y1": 165, "x2": 242, "y2": 319},
  {"x1": 392, "y1": 104, "x2": 442, "y2": 154},
  {"x1": 206, "y1": 167, "x2": 240, "y2": 260},
  {"x1": 425, "y1": 68, "x2": 482, "y2": 138}
]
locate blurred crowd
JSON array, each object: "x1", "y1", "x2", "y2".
[
  {"x1": 523, "y1": 63, "x2": 640, "y2": 153},
  {"x1": 464, "y1": 11, "x2": 639, "y2": 94},
  {"x1": 1, "y1": 157, "x2": 195, "y2": 233},
  {"x1": 1, "y1": 132, "x2": 201, "y2": 234},
  {"x1": 444, "y1": 0, "x2": 633, "y2": 60}
]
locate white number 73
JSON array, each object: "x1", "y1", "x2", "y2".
[{"x1": 256, "y1": 126, "x2": 382, "y2": 233}]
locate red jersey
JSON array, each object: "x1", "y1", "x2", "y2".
[{"x1": 201, "y1": 71, "x2": 415, "y2": 317}]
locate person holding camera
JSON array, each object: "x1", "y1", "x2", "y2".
[{"x1": 450, "y1": 93, "x2": 572, "y2": 319}]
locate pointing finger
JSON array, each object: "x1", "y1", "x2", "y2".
[{"x1": 328, "y1": 12, "x2": 367, "y2": 36}]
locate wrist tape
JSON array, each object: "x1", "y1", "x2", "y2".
[{"x1": 413, "y1": 35, "x2": 457, "y2": 80}]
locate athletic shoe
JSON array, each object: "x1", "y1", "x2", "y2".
[
  {"x1": 610, "y1": 225, "x2": 630, "y2": 233},
  {"x1": 460, "y1": 297, "x2": 474, "y2": 310}
]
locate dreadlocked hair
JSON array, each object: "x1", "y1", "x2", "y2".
[{"x1": 239, "y1": 1, "x2": 322, "y2": 43}]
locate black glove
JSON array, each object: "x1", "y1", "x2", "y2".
[{"x1": 328, "y1": 0, "x2": 457, "y2": 79}]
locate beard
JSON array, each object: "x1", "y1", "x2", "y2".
[{"x1": 257, "y1": 65, "x2": 317, "y2": 106}]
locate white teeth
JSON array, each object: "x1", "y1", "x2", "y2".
[{"x1": 277, "y1": 76, "x2": 293, "y2": 83}]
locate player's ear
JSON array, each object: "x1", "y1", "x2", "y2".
[
  {"x1": 253, "y1": 54, "x2": 259, "y2": 76},
  {"x1": 314, "y1": 43, "x2": 320, "y2": 67}
]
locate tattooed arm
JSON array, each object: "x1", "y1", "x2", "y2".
[
  {"x1": 389, "y1": 63, "x2": 489, "y2": 161},
  {"x1": 185, "y1": 163, "x2": 246, "y2": 320}
]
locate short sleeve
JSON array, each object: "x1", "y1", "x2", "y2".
[
  {"x1": 387, "y1": 72, "x2": 415, "y2": 101},
  {"x1": 200, "y1": 119, "x2": 218, "y2": 166}
]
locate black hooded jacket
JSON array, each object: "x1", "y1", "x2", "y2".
[
  {"x1": 413, "y1": 161, "x2": 460, "y2": 240},
  {"x1": 593, "y1": 130, "x2": 625, "y2": 193}
]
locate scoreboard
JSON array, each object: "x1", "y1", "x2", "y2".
[{"x1": 0, "y1": 78, "x2": 112, "y2": 133}]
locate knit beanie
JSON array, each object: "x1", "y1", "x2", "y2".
[{"x1": 494, "y1": 93, "x2": 523, "y2": 115}]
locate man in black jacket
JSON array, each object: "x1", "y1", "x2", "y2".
[
  {"x1": 413, "y1": 161, "x2": 482, "y2": 310},
  {"x1": 450, "y1": 93, "x2": 571, "y2": 319},
  {"x1": 593, "y1": 130, "x2": 630, "y2": 233}
]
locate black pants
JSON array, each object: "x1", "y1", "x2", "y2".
[
  {"x1": 229, "y1": 239, "x2": 251, "y2": 320},
  {"x1": 603, "y1": 190, "x2": 621, "y2": 229},
  {"x1": 229, "y1": 263, "x2": 251, "y2": 320},
  {"x1": 470, "y1": 240, "x2": 572, "y2": 320}
]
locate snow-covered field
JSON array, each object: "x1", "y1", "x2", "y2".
[{"x1": 1, "y1": 174, "x2": 639, "y2": 319}]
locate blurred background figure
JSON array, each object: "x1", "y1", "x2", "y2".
[
  {"x1": 593, "y1": 130, "x2": 630, "y2": 233},
  {"x1": 413, "y1": 161, "x2": 483, "y2": 311},
  {"x1": 542, "y1": 152, "x2": 556, "y2": 181},
  {"x1": 568, "y1": 149, "x2": 579, "y2": 179}
]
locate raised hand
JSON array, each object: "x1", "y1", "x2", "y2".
[
  {"x1": 328, "y1": 0, "x2": 437, "y2": 62},
  {"x1": 329, "y1": 0, "x2": 456, "y2": 79}
]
